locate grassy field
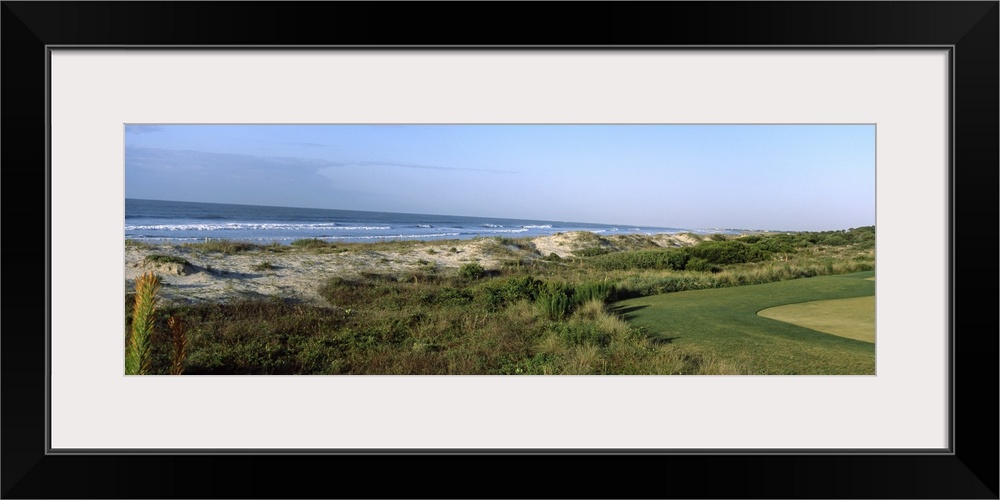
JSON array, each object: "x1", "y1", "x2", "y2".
[
  {"x1": 615, "y1": 271, "x2": 875, "y2": 374},
  {"x1": 126, "y1": 227, "x2": 876, "y2": 375}
]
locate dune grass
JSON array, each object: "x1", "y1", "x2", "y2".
[
  {"x1": 144, "y1": 254, "x2": 191, "y2": 265},
  {"x1": 128, "y1": 228, "x2": 876, "y2": 375}
]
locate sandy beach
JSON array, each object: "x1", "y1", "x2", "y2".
[{"x1": 125, "y1": 231, "x2": 705, "y2": 306}]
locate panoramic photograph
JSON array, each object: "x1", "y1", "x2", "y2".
[{"x1": 124, "y1": 124, "x2": 875, "y2": 375}]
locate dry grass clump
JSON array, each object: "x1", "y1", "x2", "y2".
[{"x1": 168, "y1": 316, "x2": 188, "y2": 375}]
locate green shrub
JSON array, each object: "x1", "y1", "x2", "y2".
[
  {"x1": 572, "y1": 281, "x2": 614, "y2": 305},
  {"x1": 458, "y1": 262, "x2": 486, "y2": 281},
  {"x1": 687, "y1": 240, "x2": 770, "y2": 265},
  {"x1": 588, "y1": 249, "x2": 688, "y2": 271},
  {"x1": 423, "y1": 287, "x2": 474, "y2": 306},
  {"x1": 685, "y1": 257, "x2": 717, "y2": 273},
  {"x1": 752, "y1": 236, "x2": 796, "y2": 254},
  {"x1": 537, "y1": 286, "x2": 572, "y2": 321},
  {"x1": 821, "y1": 235, "x2": 848, "y2": 246},
  {"x1": 574, "y1": 247, "x2": 611, "y2": 257},
  {"x1": 551, "y1": 322, "x2": 610, "y2": 347},
  {"x1": 253, "y1": 261, "x2": 275, "y2": 271},
  {"x1": 477, "y1": 276, "x2": 543, "y2": 310}
]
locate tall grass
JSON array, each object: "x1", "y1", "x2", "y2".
[
  {"x1": 126, "y1": 272, "x2": 160, "y2": 375},
  {"x1": 168, "y1": 316, "x2": 188, "y2": 375},
  {"x1": 536, "y1": 288, "x2": 572, "y2": 321}
]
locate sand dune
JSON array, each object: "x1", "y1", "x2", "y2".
[{"x1": 125, "y1": 231, "x2": 707, "y2": 306}]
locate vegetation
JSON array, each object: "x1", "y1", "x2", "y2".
[
  {"x1": 182, "y1": 240, "x2": 267, "y2": 255},
  {"x1": 125, "y1": 272, "x2": 189, "y2": 375},
  {"x1": 168, "y1": 316, "x2": 188, "y2": 375},
  {"x1": 618, "y1": 272, "x2": 875, "y2": 374},
  {"x1": 125, "y1": 272, "x2": 160, "y2": 375},
  {"x1": 757, "y1": 295, "x2": 875, "y2": 343},
  {"x1": 458, "y1": 262, "x2": 486, "y2": 281},
  {"x1": 127, "y1": 227, "x2": 876, "y2": 375},
  {"x1": 253, "y1": 261, "x2": 275, "y2": 271},
  {"x1": 144, "y1": 254, "x2": 190, "y2": 266},
  {"x1": 125, "y1": 239, "x2": 153, "y2": 249},
  {"x1": 290, "y1": 238, "x2": 326, "y2": 248}
]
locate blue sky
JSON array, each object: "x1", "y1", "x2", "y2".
[{"x1": 125, "y1": 124, "x2": 875, "y2": 231}]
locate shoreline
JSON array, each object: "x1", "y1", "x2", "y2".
[{"x1": 125, "y1": 231, "x2": 711, "y2": 306}]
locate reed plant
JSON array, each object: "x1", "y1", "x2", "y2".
[
  {"x1": 168, "y1": 315, "x2": 187, "y2": 375},
  {"x1": 126, "y1": 272, "x2": 160, "y2": 375}
]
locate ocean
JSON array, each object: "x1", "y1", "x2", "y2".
[{"x1": 125, "y1": 199, "x2": 734, "y2": 245}]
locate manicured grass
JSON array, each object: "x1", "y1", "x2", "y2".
[
  {"x1": 615, "y1": 271, "x2": 875, "y2": 374},
  {"x1": 757, "y1": 296, "x2": 875, "y2": 343}
]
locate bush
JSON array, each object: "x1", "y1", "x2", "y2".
[
  {"x1": 537, "y1": 290, "x2": 571, "y2": 321},
  {"x1": 685, "y1": 257, "x2": 717, "y2": 273},
  {"x1": 687, "y1": 240, "x2": 770, "y2": 265},
  {"x1": 574, "y1": 247, "x2": 611, "y2": 257},
  {"x1": 551, "y1": 322, "x2": 610, "y2": 347},
  {"x1": 588, "y1": 249, "x2": 688, "y2": 271},
  {"x1": 477, "y1": 276, "x2": 543, "y2": 310},
  {"x1": 572, "y1": 282, "x2": 614, "y2": 305},
  {"x1": 423, "y1": 287, "x2": 474, "y2": 306},
  {"x1": 821, "y1": 235, "x2": 848, "y2": 246},
  {"x1": 752, "y1": 236, "x2": 796, "y2": 254},
  {"x1": 458, "y1": 262, "x2": 486, "y2": 281}
]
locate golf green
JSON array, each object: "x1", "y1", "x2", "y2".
[
  {"x1": 615, "y1": 271, "x2": 875, "y2": 374},
  {"x1": 757, "y1": 296, "x2": 875, "y2": 343}
]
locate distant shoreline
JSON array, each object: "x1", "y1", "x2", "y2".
[{"x1": 124, "y1": 198, "x2": 783, "y2": 245}]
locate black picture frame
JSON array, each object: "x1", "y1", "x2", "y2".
[{"x1": 3, "y1": 2, "x2": 997, "y2": 498}]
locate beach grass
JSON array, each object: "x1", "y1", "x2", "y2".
[
  {"x1": 127, "y1": 227, "x2": 876, "y2": 375},
  {"x1": 144, "y1": 254, "x2": 191, "y2": 265}
]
